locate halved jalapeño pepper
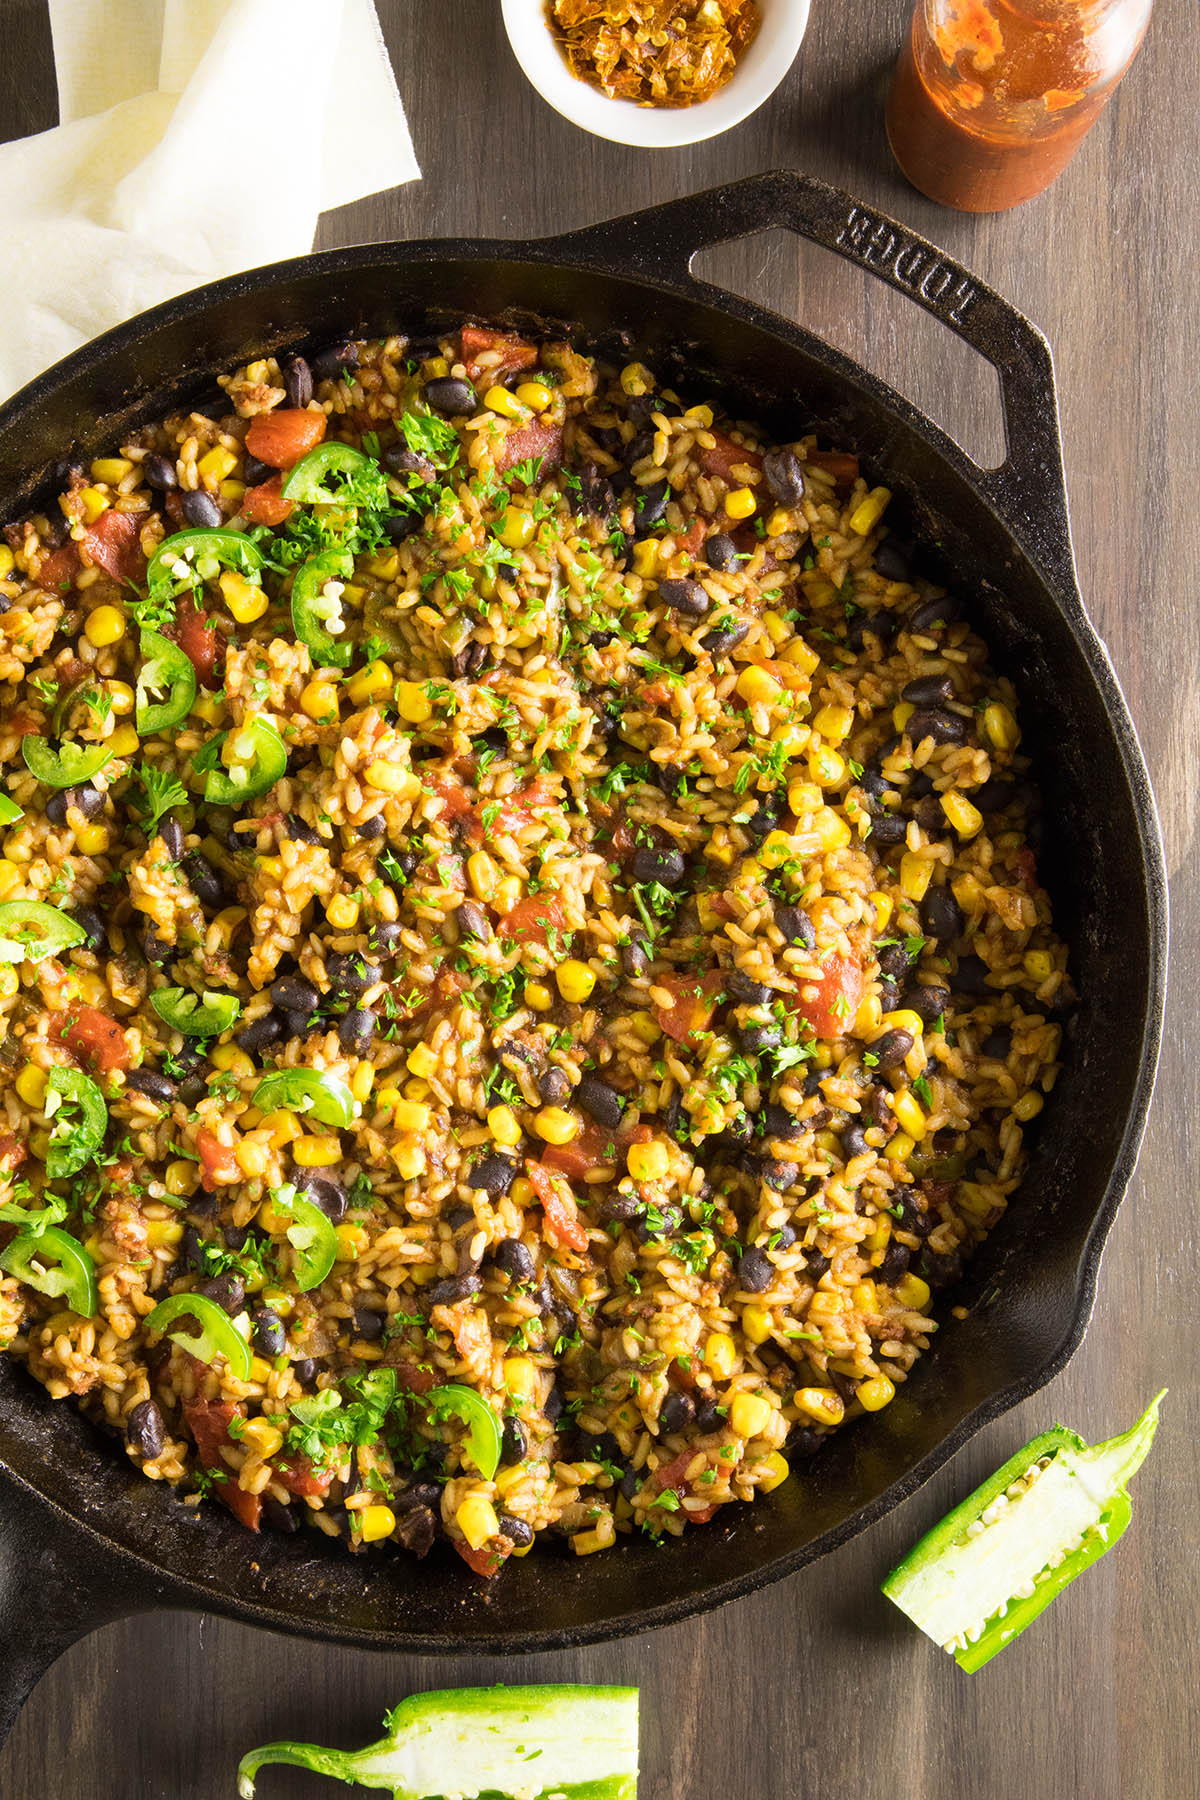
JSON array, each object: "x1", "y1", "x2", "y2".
[
  {"x1": 0, "y1": 1224, "x2": 98, "y2": 1317},
  {"x1": 22, "y1": 736, "x2": 114, "y2": 789},
  {"x1": 290, "y1": 549, "x2": 354, "y2": 668},
  {"x1": 151, "y1": 986, "x2": 242, "y2": 1036},
  {"x1": 426, "y1": 1382, "x2": 502, "y2": 1481},
  {"x1": 0, "y1": 900, "x2": 87, "y2": 964},
  {"x1": 280, "y1": 442, "x2": 389, "y2": 507},
  {"x1": 0, "y1": 794, "x2": 23, "y2": 825},
  {"x1": 194, "y1": 716, "x2": 287, "y2": 805},
  {"x1": 251, "y1": 1068, "x2": 355, "y2": 1129},
  {"x1": 136, "y1": 628, "x2": 197, "y2": 734},
  {"x1": 44, "y1": 1066, "x2": 108, "y2": 1180},
  {"x1": 147, "y1": 527, "x2": 264, "y2": 607},
  {"x1": 268, "y1": 1183, "x2": 338, "y2": 1292},
  {"x1": 883, "y1": 1391, "x2": 1165, "y2": 1670},
  {"x1": 145, "y1": 1292, "x2": 253, "y2": 1379}
]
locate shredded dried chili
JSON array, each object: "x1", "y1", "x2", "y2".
[{"x1": 547, "y1": 0, "x2": 760, "y2": 108}]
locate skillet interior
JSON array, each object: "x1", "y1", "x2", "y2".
[{"x1": 0, "y1": 242, "x2": 1164, "y2": 1651}]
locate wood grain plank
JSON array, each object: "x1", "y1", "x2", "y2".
[{"x1": 0, "y1": 1, "x2": 1197, "y2": 1795}]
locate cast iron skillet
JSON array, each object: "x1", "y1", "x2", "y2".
[{"x1": 0, "y1": 172, "x2": 1167, "y2": 1741}]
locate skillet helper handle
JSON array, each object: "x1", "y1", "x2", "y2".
[{"x1": 550, "y1": 170, "x2": 1077, "y2": 599}]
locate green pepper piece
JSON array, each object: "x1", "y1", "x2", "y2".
[
  {"x1": 150, "y1": 985, "x2": 242, "y2": 1036},
  {"x1": 0, "y1": 1224, "x2": 98, "y2": 1317},
  {"x1": 290, "y1": 549, "x2": 355, "y2": 668},
  {"x1": 0, "y1": 794, "x2": 23, "y2": 825},
  {"x1": 44, "y1": 1066, "x2": 108, "y2": 1179},
  {"x1": 269, "y1": 1184, "x2": 338, "y2": 1293},
  {"x1": 147, "y1": 527, "x2": 264, "y2": 608},
  {"x1": 883, "y1": 1390, "x2": 1165, "y2": 1670},
  {"x1": 22, "y1": 736, "x2": 114, "y2": 790},
  {"x1": 145, "y1": 1292, "x2": 253, "y2": 1379},
  {"x1": 281, "y1": 442, "x2": 389, "y2": 507},
  {"x1": 0, "y1": 900, "x2": 87, "y2": 964},
  {"x1": 426, "y1": 1382, "x2": 503, "y2": 1481},
  {"x1": 195, "y1": 716, "x2": 288, "y2": 805},
  {"x1": 251, "y1": 1068, "x2": 356, "y2": 1129},
  {"x1": 135, "y1": 628, "x2": 198, "y2": 735}
]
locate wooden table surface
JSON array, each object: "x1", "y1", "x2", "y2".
[{"x1": 1, "y1": 3, "x2": 1197, "y2": 1796}]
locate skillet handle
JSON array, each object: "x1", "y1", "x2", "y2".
[{"x1": 547, "y1": 170, "x2": 1078, "y2": 600}]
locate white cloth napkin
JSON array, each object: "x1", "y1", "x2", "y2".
[{"x1": 0, "y1": 0, "x2": 420, "y2": 403}]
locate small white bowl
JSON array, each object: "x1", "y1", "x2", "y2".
[{"x1": 501, "y1": 0, "x2": 810, "y2": 148}]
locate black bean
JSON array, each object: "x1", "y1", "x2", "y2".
[
  {"x1": 537, "y1": 1067, "x2": 570, "y2": 1106},
  {"x1": 252, "y1": 1307, "x2": 286, "y2": 1356},
  {"x1": 270, "y1": 975, "x2": 319, "y2": 1013},
  {"x1": 804, "y1": 1249, "x2": 831, "y2": 1280},
  {"x1": 395, "y1": 1505, "x2": 438, "y2": 1557},
  {"x1": 367, "y1": 920, "x2": 405, "y2": 959},
  {"x1": 762, "y1": 447, "x2": 807, "y2": 507},
  {"x1": 701, "y1": 620, "x2": 750, "y2": 660},
  {"x1": 841, "y1": 1122, "x2": 870, "y2": 1159},
  {"x1": 762, "y1": 1159, "x2": 799, "y2": 1191},
  {"x1": 873, "y1": 537, "x2": 911, "y2": 582},
  {"x1": 492, "y1": 1239, "x2": 536, "y2": 1290},
  {"x1": 69, "y1": 905, "x2": 107, "y2": 952},
  {"x1": 736, "y1": 1246, "x2": 773, "y2": 1292},
  {"x1": 282, "y1": 1007, "x2": 318, "y2": 1040},
  {"x1": 909, "y1": 595, "x2": 962, "y2": 633},
  {"x1": 745, "y1": 801, "x2": 780, "y2": 841},
  {"x1": 391, "y1": 1478, "x2": 440, "y2": 1516},
  {"x1": 353, "y1": 1306, "x2": 385, "y2": 1342},
  {"x1": 142, "y1": 452, "x2": 177, "y2": 491},
  {"x1": 222, "y1": 1224, "x2": 249, "y2": 1256},
  {"x1": 700, "y1": 531, "x2": 737, "y2": 572},
  {"x1": 630, "y1": 844, "x2": 686, "y2": 887},
  {"x1": 184, "y1": 851, "x2": 227, "y2": 910},
  {"x1": 775, "y1": 905, "x2": 816, "y2": 948},
  {"x1": 381, "y1": 509, "x2": 423, "y2": 543},
  {"x1": 621, "y1": 939, "x2": 651, "y2": 978},
  {"x1": 906, "y1": 707, "x2": 968, "y2": 748},
  {"x1": 456, "y1": 900, "x2": 490, "y2": 942},
  {"x1": 877, "y1": 1240, "x2": 911, "y2": 1285},
  {"x1": 233, "y1": 1009, "x2": 282, "y2": 1055},
  {"x1": 902, "y1": 983, "x2": 950, "y2": 1024},
  {"x1": 695, "y1": 1398, "x2": 725, "y2": 1434},
  {"x1": 660, "y1": 1390, "x2": 695, "y2": 1433},
  {"x1": 425, "y1": 375, "x2": 476, "y2": 415},
  {"x1": 310, "y1": 342, "x2": 359, "y2": 382},
  {"x1": 180, "y1": 488, "x2": 222, "y2": 529},
  {"x1": 543, "y1": 1382, "x2": 566, "y2": 1426},
  {"x1": 428, "y1": 1274, "x2": 483, "y2": 1307},
  {"x1": 633, "y1": 478, "x2": 669, "y2": 529},
  {"x1": 126, "y1": 1399, "x2": 165, "y2": 1459},
  {"x1": 474, "y1": 1156, "x2": 520, "y2": 1200},
  {"x1": 262, "y1": 1495, "x2": 299, "y2": 1534},
  {"x1": 657, "y1": 577, "x2": 709, "y2": 618},
  {"x1": 599, "y1": 1194, "x2": 642, "y2": 1227},
  {"x1": 325, "y1": 952, "x2": 380, "y2": 996},
  {"x1": 498, "y1": 1513, "x2": 534, "y2": 1548},
  {"x1": 973, "y1": 778, "x2": 1016, "y2": 813},
  {"x1": 337, "y1": 1008, "x2": 376, "y2": 1056},
  {"x1": 763, "y1": 1102, "x2": 803, "y2": 1140},
  {"x1": 199, "y1": 1273, "x2": 244, "y2": 1315},
  {"x1": 284, "y1": 812, "x2": 322, "y2": 846},
  {"x1": 293, "y1": 1173, "x2": 346, "y2": 1222},
  {"x1": 877, "y1": 945, "x2": 913, "y2": 982},
  {"x1": 773, "y1": 1223, "x2": 798, "y2": 1251},
  {"x1": 912, "y1": 795, "x2": 941, "y2": 834},
  {"x1": 919, "y1": 1246, "x2": 964, "y2": 1291},
  {"x1": 647, "y1": 760, "x2": 687, "y2": 798},
  {"x1": 243, "y1": 454, "x2": 274, "y2": 488},
  {"x1": 952, "y1": 954, "x2": 991, "y2": 995},
  {"x1": 125, "y1": 1067, "x2": 176, "y2": 1104},
  {"x1": 74, "y1": 783, "x2": 105, "y2": 821},
  {"x1": 290, "y1": 1357, "x2": 318, "y2": 1385},
  {"x1": 282, "y1": 355, "x2": 313, "y2": 408},
  {"x1": 726, "y1": 969, "x2": 773, "y2": 1005},
  {"x1": 921, "y1": 887, "x2": 964, "y2": 944},
  {"x1": 384, "y1": 442, "x2": 434, "y2": 479},
  {"x1": 383, "y1": 849, "x2": 418, "y2": 881},
  {"x1": 872, "y1": 1028, "x2": 915, "y2": 1072},
  {"x1": 451, "y1": 639, "x2": 487, "y2": 679},
  {"x1": 500, "y1": 1416, "x2": 529, "y2": 1466},
  {"x1": 154, "y1": 816, "x2": 185, "y2": 863},
  {"x1": 739, "y1": 1023, "x2": 782, "y2": 1054},
  {"x1": 575, "y1": 1076, "x2": 625, "y2": 1130},
  {"x1": 901, "y1": 675, "x2": 955, "y2": 706},
  {"x1": 355, "y1": 813, "x2": 386, "y2": 840}
]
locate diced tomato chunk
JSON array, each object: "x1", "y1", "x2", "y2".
[
  {"x1": 541, "y1": 1117, "x2": 628, "y2": 1177},
  {"x1": 80, "y1": 508, "x2": 146, "y2": 584},
  {"x1": 501, "y1": 894, "x2": 566, "y2": 948},
  {"x1": 36, "y1": 543, "x2": 79, "y2": 589},
  {"x1": 54, "y1": 1003, "x2": 130, "y2": 1073},
  {"x1": 446, "y1": 1305, "x2": 492, "y2": 1362},
  {"x1": 170, "y1": 592, "x2": 222, "y2": 689},
  {"x1": 454, "y1": 1538, "x2": 511, "y2": 1578},
  {"x1": 1015, "y1": 847, "x2": 1038, "y2": 892},
  {"x1": 493, "y1": 418, "x2": 564, "y2": 475},
  {"x1": 429, "y1": 778, "x2": 479, "y2": 832},
  {"x1": 647, "y1": 1446, "x2": 717, "y2": 1522},
  {"x1": 196, "y1": 1126, "x2": 241, "y2": 1191},
  {"x1": 653, "y1": 970, "x2": 725, "y2": 1044},
  {"x1": 277, "y1": 1454, "x2": 331, "y2": 1500},
  {"x1": 241, "y1": 473, "x2": 293, "y2": 526},
  {"x1": 806, "y1": 450, "x2": 860, "y2": 488},
  {"x1": 0, "y1": 1134, "x2": 25, "y2": 1170},
  {"x1": 526, "y1": 1160, "x2": 589, "y2": 1253},
  {"x1": 785, "y1": 953, "x2": 864, "y2": 1040},
  {"x1": 676, "y1": 517, "x2": 707, "y2": 557},
  {"x1": 244, "y1": 407, "x2": 327, "y2": 470},
  {"x1": 183, "y1": 1398, "x2": 261, "y2": 1531},
  {"x1": 460, "y1": 326, "x2": 538, "y2": 382},
  {"x1": 384, "y1": 1355, "x2": 436, "y2": 1394},
  {"x1": 697, "y1": 430, "x2": 764, "y2": 484}
]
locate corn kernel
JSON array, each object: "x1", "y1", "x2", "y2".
[
  {"x1": 198, "y1": 445, "x2": 238, "y2": 484},
  {"x1": 394, "y1": 1140, "x2": 426, "y2": 1180},
  {"x1": 83, "y1": 604, "x2": 126, "y2": 648},
  {"x1": 848, "y1": 486, "x2": 891, "y2": 536},
  {"x1": 556, "y1": 959, "x2": 595, "y2": 1003},
  {"x1": 807, "y1": 744, "x2": 846, "y2": 788},
  {"x1": 493, "y1": 876, "x2": 523, "y2": 915},
  {"x1": 260, "y1": 1286, "x2": 293, "y2": 1318},
  {"x1": 326, "y1": 892, "x2": 359, "y2": 930},
  {"x1": 632, "y1": 538, "x2": 660, "y2": 578},
  {"x1": 884, "y1": 1130, "x2": 915, "y2": 1164},
  {"x1": 467, "y1": 851, "x2": 498, "y2": 902},
  {"x1": 759, "y1": 1450, "x2": 790, "y2": 1492},
  {"x1": 364, "y1": 760, "x2": 419, "y2": 797},
  {"x1": 498, "y1": 507, "x2": 536, "y2": 549},
  {"x1": 488, "y1": 1104, "x2": 522, "y2": 1147},
  {"x1": 218, "y1": 568, "x2": 268, "y2": 624},
  {"x1": 881, "y1": 1008, "x2": 925, "y2": 1039},
  {"x1": 0, "y1": 965, "x2": 20, "y2": 998},
  {"x1": 899, "y1": 852, "x2": 933, "y2": 902},
  {"x1": 146, "y1": 1219, "x2": 184, "y2": 1248},
  {"x1": 74, "y1": 823, "x2": 110, "y2": 855},
  {"x1": 724, "y1": 486, "x2": 757, "y2": 520},
  {"x1": 891, "y1": 1088, "x2": 928, "y2": 1141},
  {"x1": 356, "y1": 1503, "x2": 395, "y2": 1543},
  {"x1": 683, "y1": 402, "x2": 713, "y2": 427},
  {"x1": 406, "y1": 1044, "x2": 439, "y2": 1081},
  {"x1": 1013, "y1": 1090, "x2": 1044, "y2": 1122},
  {"x1": 104, "y1": 722, "x2": 138, "y2": 761},
  {"x1": 387, "y1": 1098, "x2": 427, "y2": 1133},
  {"x1": 424, "y1": 356, "x2": 449, "y2": 379},
  {"x1": 703, "y1": 1331, "x2": 737, "y2": 1380},
  {"x1": 77, "y1": 487, "x2": 109, "y2": 523},
  {"x1": 812, "y1": 704, "x2": 854, "y2": 743},
  {"x1": 533, "y1": 1107, "x2": 577, "y2": 1146},
  {"x1": 742, "y1": 1304, "x2": 772, "y2": 1345},
  {"x1": 293, "y1": 1133, "x2": 342, "y2": 1167},
  {"x1": 761, "y1": 610, "x2": 790, "y2": 648},
  {"x1": 781, "y1": 635, "x2": 820, "y2": 675},
  {"x1": 895, "y1": 1273, "x2": 931, "y2": 1311},
  {"x1": 806, "y1": 1289, "x2": 844, "y2": 1319},
  {"x1": 0, "y1": 546, "x2": 13, "y2": 579},
  {"x1": 220, "y1": 480, "x2": 245, "y2": 505},
  {"x1": 620, "y1": 362, "x2": 653, "y2": 396},
  {"x1": 764, "y1": 507, "x2": 793, "y2": 538},
  {"x1": 627, "y1": 1139, "x2": 669, "y2": 1182},
  {"x1": 736, "y1": 664, "x2": 781, "y2": 707},
  {"x1": 105, "y1": 679, "x2": 135, "y2": 717},
  {"x1": 869, "y1": 890, "x2": 893, "y2": 931},
  {"x1": 758, "y1": 829, "x2": 796, "y2": 870},
  {"x1": 854, "y1": 993, "x2": 883, "y2": 1039},
  {"x1": 90, "y1": 457, "x2": 133, "y2": 485},
  {"x1": 190, "y1": 691, "x2": 226, "y2": 725},
  {"x1": 514, "y1": 380, "x2": 552, "y2": 413},
  {"x1": 786, "y1": 781, "x2": 821, "y2": 819},
  {"x1": 857, "y1": 1373, "x2": 896, "y2": 1412},
  {"x1": 941, "y1": 791, "x2": 983, "y2": 839},
  {"x1": 242, "y1": 1418, "x2": 284, "y2": 1458},
  {"x1": 299, "y1": 679, "x2": 339, "y2": 722},
  {"x1": 813, "y1": 807, "x2": 852, "y2": 851},
  {"x1": 573, "y1": 1517, "x2": 617, "y2": 1556},
  {"x1": 525, "y1": 980, "x2": 553, "y2": 1011},
  {"x1": 235, "y1": 1138, "x2": 270, "y2": 1179},
  {"x1": 982, "y1": 702, "x2": 1021, "y2": 751},
  {"x1": 503, "y1": 1356, "x2": 538, "y2": 1401},
  {"x1": 15, "y1": 1064, "x2": 47, "y2": 1109},
  {"x1": 347, "y1": 660, "x2": 393, "y2": 705},
  {"x1": 1024, "y1": 949, "x2": 1054, "y2": 982},
  {"x1": 794, "y1": 1386, "x2": 845, "y2": 1426},
  {"x1": 484, "y1": 384, "x2": 527, "y2": 421},
  {"x1": 630, "y1": 1010, "x2": 661, "y2": 1045},
  {"x1": 456, "y1": 1494, "x2": 499, "y2": 1549},
  {"x1": 395, "y1": 679, "x2": 432, "y2": 725},
  {"x1": 211, "y1": 1043, "x2": 253, "y2": 1077},
  {"x1": 892, "y1": 701, "x2": 915, "y2": 735},
  {"x1": 730, "y1": 1391, "x2": 773, "y2": 1439},
  {"x1": 335, "y1": 1222, "x2": 368, "y2": 1262},
  {"x1": 165, "y1": 1158, "x2": 199, "y2": 1197},
  {"x1": 769, "y1": 722, "x2": 809, "y2": 760},
  {"x1": 851, "y1": 1279, "x2": 877, "y2": 1312}
]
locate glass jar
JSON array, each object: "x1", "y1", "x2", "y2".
[{"x1": 886, "y1": 0, "x2": 1154, "y2": 212}]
